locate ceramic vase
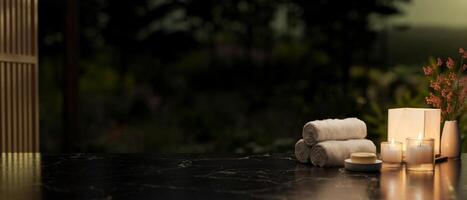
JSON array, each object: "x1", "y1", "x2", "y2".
[{"x1": 441, "y1": 120, "x2": 460, "y2": 158}]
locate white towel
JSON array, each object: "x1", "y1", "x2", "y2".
[
  {"x1": 309, "y1": 139, "x2": 376, "y2": 167},
  {"x1": 295, "y1": 139, "x2": 311, "y2": 163},
  {"x1": 302, "y1": 118, "x2": 367, "y2": 145}
]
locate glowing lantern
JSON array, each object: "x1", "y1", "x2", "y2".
[{"x1": 388, "y1": 108, "x2": 440, "y2": 156}]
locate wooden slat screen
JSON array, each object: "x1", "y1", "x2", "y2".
[{"x1": 0, "y1": 0, "x2": 39, "y2": 152}]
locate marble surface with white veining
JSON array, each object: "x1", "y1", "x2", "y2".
[{"x1": 0, "y1": 153, "x2": 466, "y2": 199}]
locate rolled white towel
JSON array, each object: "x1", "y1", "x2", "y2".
[
  {"x1": 309, "y1": 139, "x2": 376, "y2": 167},
  {"x1": 302, "y1": 118, "x2": 367, "y2": 145},
  {"x1": 295, "y1": 139, "x2": 311, "y2": 163}
]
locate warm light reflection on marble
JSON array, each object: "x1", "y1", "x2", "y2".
[
  {"x1": 435, "y1": 158, "x2": 461, "y2": 199},
  {"x1": 0, "y1": 153, "x2": 41, "y2": 200},
  {"x1": 380, "y1": 166, "x2": 405, "y2": 199},
  {"x1": 290, "y1": 158, "x2": 463, "y2": 199},
  {"x1": 380, "y1": 159, "x2": 461, "y2": 200}
]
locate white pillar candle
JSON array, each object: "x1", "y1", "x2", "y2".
[
  {"x1": 381, "y1": 138, "x2": 402, "y2": 164},
  {"x1": 405, "y1": 134, "x2": 434, "y2": 171}
]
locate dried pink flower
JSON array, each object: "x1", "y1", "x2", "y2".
[
  {"x1": 423, "y1": 49, "x2": 466, "y2": 121},
  {"x1": 441, "y1": 89, "x2": 448, "y2": 98},
  {"x1": 447, "y1": 91, "x2": 454, "y2": 102},
  {"x1": 462, "y1": 76, "x2": 467, "y2": 87},
  {"x1": 448, "y1": 72, "x2": 457, "y2": 81},
  {"x1": 461, "y1": 77, "x2": 467, "y2": 100},
  {"x1": 436, "y1": 58, "x2": 443, "y2": 67},
  {"x1": 441, "y1": 88, "x2": 453, "y2": 102},
  {"x1": 423, "y1": 66, "x2": 433, "y2": 76},
  {"x1": 461, "y1": 48, "x2": 467, "y2": 59},
  {"x1": 425, "y1": 93, "x2": 442, "y2": 108},
  {"x1": 430, "y1": 80, "x2": 441, "y2": 91},
  {"x1": 447, "y1": 57, "x2": 455, "y2": 69}
]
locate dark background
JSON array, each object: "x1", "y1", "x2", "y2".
[{"x1": 38, "y1": 0, "x2": 467, "y2": 153}]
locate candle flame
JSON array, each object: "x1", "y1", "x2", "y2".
[{"x1": 390, "y1": 137, "x2": 395, "y2": 144}]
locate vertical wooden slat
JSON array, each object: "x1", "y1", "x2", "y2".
[
  {"x1": 29, "y1": 64, "x2": 34, "y2": 152},
  {"x1": 10, "y1": 0, "x2": 13, "y2": 54},
  {"x1": 28, "y1": 0, "x2": 32, "y2": 56},
  {"x1": 23, "y1": 0, "x2": 28, "y2": 55},
  {"x1": 0, "y1": 0, "x2": 4, "y2": 54},
  {"x1": 11, "y1": 0, "x2": 16, "y2": 54},
  {"x1": 33, "y1": 65, "x2": 39, "y2": 152},
  {"x1": 0, "y1": 62, "x2": 4, "y2": 152},
  {"x1": 18, "y1": 64, "x2": 23, "y2": 152},
  {"x1": 21, "y1": 0, "x2": 25, "y2": 54},
  {"x1": 4, "y1": 0, "x2": 8, "y2": 53},
  {"x1": 26, "y1": 65, "x2": 30, "y2": 152},
  {"x1": 22, "y1": 64, "x2": 27, "y2": 152},
  {"x1": 25, "y1": 64, "x2": 31, "y2": 152},
  {"x1": 23, "y1": 0, "x2": 27, "y2": 55},
  {"x1": 17, "y1": 0, "x2": 21, "y2": 54},
  {"x1": 11, "y1": 0, "x2": 15, "y2": 54},
  {"x1": 2, "y1": 63, "x2": 6, "y2": 152},
  {"x1": 18, "y1": 0, "x2": 23, "y2": 55},
  {"x1": 21, "y1": 65, "x2": 26, "y2": 152},
  {"x1": 12, "y1": 63, "x2": 16, "y2": 152},
  {"x1": 25, "y1": 65, "x2": 31, "y2": 152},
  {"x1": 6, "y1": 63, "x2": 11, "y2": 152},
  {"x1": 5, "y1": 0, "x2": 10, "y2": 53},
  {"x1": 17, "y1": 64, "x2": 22, "y2": 152},
  {"x1": 12, "y1": 63, "x2": 17, "y2": 152},
  {"x1": 25, "y1": 0, "x2": 30, "y2": 55},
  {"x1": 4, "y1": 64, "x2": 8, "y2": 152},
  {"x1": 32, "y1": 0, "x2": 37, "y2": 56},
  {"x1": 20, "y1": 0, "x2": 24, "y2": 55},
  {"x1": 13, "y1": 0, "x2": 17, "y2": 55}
]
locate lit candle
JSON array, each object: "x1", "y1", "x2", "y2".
[
  {"x1": 406, "y1": 133, "x2": 434, "y2": 171},
  {"x1": 381, "y1": 138, "x2": 402, "y2": 166}
]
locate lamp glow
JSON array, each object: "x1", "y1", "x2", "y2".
[{"x1": 388, "y1": 108, "x2": 440, "y2": 156}]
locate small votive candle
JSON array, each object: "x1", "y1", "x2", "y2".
[
  {"x1": 381, "y1": 138, "x2": 402, "y2": 167},
  {"x1": 405, "y1": 137, "x2": 434, "y2": 171}
]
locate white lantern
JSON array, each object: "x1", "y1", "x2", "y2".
[{"x1": 388, "y1": 108, "x2": 441, "y2": 156}]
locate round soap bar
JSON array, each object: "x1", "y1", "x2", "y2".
[
  {"x1": 350, "y1": 152, "x2": 377, "y2": 164},
  {"x1": 345, "y1": 159, "x2": 382, "y2": 172}
]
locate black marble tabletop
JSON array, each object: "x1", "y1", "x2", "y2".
[{"x1": 0, "y1": 153, "x2": 465, "y2": 199}]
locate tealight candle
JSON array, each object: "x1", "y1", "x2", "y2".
[
  {"x1": 405, "y1": 134, "x2": 434, "y2": 171},
  {"x1": 381, "y1": 138, "x2": 402, "y2": 167}
]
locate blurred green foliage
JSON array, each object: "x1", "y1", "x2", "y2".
[{"x1": 38, "y1": 0, "x2": 465, "y2": 153}]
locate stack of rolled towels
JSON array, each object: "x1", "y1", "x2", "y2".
[{"x1": 295, "y1": 118, "x2": 376, "y2": 167}]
